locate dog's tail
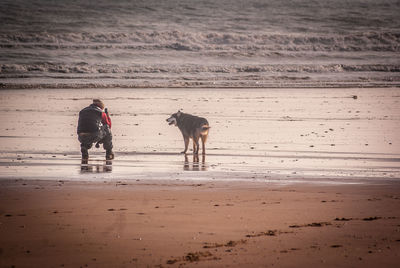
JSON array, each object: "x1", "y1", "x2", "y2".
[{"x1": 200, "y1": 125, "x2": 210, "y2": 135}]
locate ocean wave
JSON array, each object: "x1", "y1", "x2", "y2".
[
  {"x1": 2, "y1": 80, "x2": 399, "y2": 90},
  {"x1": 1, "y1": 63, "x2": 399, "y2": 75},
  {"x1": 0, "y1": 31, "x2": 399, "y2": 52}
]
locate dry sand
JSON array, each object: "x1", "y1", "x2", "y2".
[
  {"x1": 1, "y1": 180, "x2": 399, "y2": 267},
  {"x1": 0, "y1": 87, "x2": 400, "y2": 267}
]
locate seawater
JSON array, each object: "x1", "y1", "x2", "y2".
[{"x1": 0, "y1": 0, "x2": 399, "y2": 88}]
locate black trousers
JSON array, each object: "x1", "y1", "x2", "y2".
[{"x1": 78, "y1": 125, "x2": 113, "y2": 151}]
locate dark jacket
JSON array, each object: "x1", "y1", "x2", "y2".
[{"x1": 77, "y1": 104, "x2": 103, "y2": 134}]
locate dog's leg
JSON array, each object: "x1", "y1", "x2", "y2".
[
  {"x1": 193, "y1": 137, "x2": 200, "y2": 154},
  {"x1": 201, "y1": 135, "x2": 207, "y2": 155},
  {"x1": 182, "y1": 137, "x2": 189, "y2": 154}
]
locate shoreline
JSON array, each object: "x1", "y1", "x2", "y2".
[{"x1": 1, "y1": 148, "x2": 399, "y2": 185}]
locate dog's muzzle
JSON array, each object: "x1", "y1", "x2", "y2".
[{"x1": 166, "y1": 117, "x2": 177, "y2": 126}]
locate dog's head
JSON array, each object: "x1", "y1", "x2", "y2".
[{"x1": 166, "y1": 111, "x2": 182, "y2": 126}]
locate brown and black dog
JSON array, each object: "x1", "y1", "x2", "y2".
[{"x1": 166, "y1": 111, "x2": 210, "y2": 154}]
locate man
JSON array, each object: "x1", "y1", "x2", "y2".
[{"x1": 77, "y1": 99, "x2": 114, "y2": 160}]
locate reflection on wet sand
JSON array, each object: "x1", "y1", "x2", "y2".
[
  {"x1": 184, "y1": 154, "x2": 207, "y2": 171},
  {"x1": 81, "y1": 159, "x2": 112, "y2": 173}
]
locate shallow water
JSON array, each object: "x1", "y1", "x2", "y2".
[
  {"x1": 0, "y1": 88, "x2": 399, "y2": 184},
  {"x1": 1, "y1": 0, "x2": 399, "y2": 88}
]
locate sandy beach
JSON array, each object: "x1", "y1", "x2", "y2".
[
  {"x1": 1, "y1": 0, "x2": 400, "y2": 266},
  {"x1": 0, "y1": 87, "x2": 399, "y2": 267}
]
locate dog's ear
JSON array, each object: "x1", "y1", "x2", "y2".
[{"x1": 177, "y1": 110, "x2": 182, "y2": 117}]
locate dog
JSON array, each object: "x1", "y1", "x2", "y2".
[{"x1": 166, "y1": 111, "x2": 210, "y2": 154}]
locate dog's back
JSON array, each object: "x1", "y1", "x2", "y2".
[{"x1": 177, "y1": 113, "x2": 209, "y2": 138}]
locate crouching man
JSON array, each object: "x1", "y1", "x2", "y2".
[{"x1": 77, "y1": 99, "x2": 114, "y2": 160}]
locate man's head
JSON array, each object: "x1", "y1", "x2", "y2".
[{"x1": 93, "y1": 99, "x2": 105, "y2": 110}]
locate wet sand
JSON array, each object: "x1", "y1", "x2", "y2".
[
  {"x1": 0, "y1": 87, "x2": 399, "y2": 182},
  {"x1": 0, "y1": 87, "x2": 400, "y2": 267}
]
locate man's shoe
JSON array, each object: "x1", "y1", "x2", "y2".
[{"x1": 106, "y1": 150, "x2": 114, "y2": 160}]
